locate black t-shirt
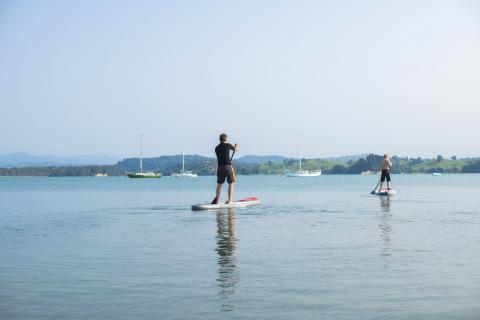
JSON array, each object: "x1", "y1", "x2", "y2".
[{"x1": 215, "y1": 143, "x2": 235, "y2": 166}]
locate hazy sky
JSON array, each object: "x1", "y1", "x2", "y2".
[{"x1": 1, "y1": 0, "x2": 479, "y2": 158}]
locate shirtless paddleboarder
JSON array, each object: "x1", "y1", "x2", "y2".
[{"x1": 378, "y1": 153, "x2": 392, "y2": 192}]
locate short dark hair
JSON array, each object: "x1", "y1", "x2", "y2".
[{"x1": 219, "y1": 133, "x2": 227, "y2": 142}]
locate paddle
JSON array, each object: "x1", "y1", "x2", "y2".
[
  {"x1": 211, "y1": 148, "x2": 237, "y2": 204},
  {"x1": 231, "y1": 150, "x2": 237, "y2": 181},
  {"x1": 370, "y1": 179, "x2": 381, "y2": 195}
]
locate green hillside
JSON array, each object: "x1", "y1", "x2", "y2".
[
  {"x1": 1, "y1": 154, "x2": 480, "y2": 176},
  {"x1": 410, "y1": 159, "x2": 470, "y2": 173}
]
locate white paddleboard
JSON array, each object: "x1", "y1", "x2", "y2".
[
  {"x1": 192, "y1": 197, "x2": 260, "y2": 211},
  {"x1": 372, "y1": 190, "x2": 396, "y2": 196}
]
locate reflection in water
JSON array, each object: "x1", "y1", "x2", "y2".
[
  {"x1": 215, "y1": 208, "x2": 238, "y2": 312},
  {"x1": 379, "y1": 196, "x2": 393, "y2": 263}
]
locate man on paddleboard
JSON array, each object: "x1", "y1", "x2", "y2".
[
  {"x1": 213, "y1": 133, "x2": 239, "y2": 204},
  {"x1": 379, "y1": 154, "x2": 392, "y2": 191}
]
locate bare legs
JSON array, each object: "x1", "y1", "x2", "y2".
[
  {"x1": 379, "y1": 180, "x2": 391, "y2": 192},
  {"x1": 215, "y1": 184, "x2": 222, "y2": 204},
  {"x1": 227, "y1": 183, "x2": 234, "y2": 204},
  {"x1": 215, "y1": 183, "x2": 235, "y2": 204}
]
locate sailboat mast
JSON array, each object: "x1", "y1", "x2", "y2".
[
  {"x1": 182, "y1": 149, "x2": 185, "y2": 172},
  {"x1": 299, "y1": 147, "x2": 302, "y2": 172},
  {"x1": 299, "y1": 135, "x2": 303, "y2": 172},
  {"x1": 140, "y1": 134, "x2": 143, "y2": 173}
]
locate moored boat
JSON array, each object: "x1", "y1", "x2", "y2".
[
  {"x1": 127, "y1": 172, "x2": 161, "y2": 178},
  {"x1": 285, "y1": 135, "x2": 321, "y2": 177},
  {"x1": 171, "y1": 149, "x2": 198, "y2": 177},
  {"x1": 285, "y1": 170, "x2": 321, "y2": 177},
  {"x1": 127, "y1": 134, "x2": 161, "y2": 178}
]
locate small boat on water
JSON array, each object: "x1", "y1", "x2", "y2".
[
  {"x1": 285, "y1": 136, "x2": 321, "y2": 177},
  {"x1": 127, "y1": 134, "x2": 161, "y2": 178},
  {"x1": 171, "y1": 149, "x2": 198, "y2": 177},
  {"x1": 95, "y1": 173, "x2": 108, "y2": 177},
  {"x1": 361, "y1": 170, "x2": 378, "y2": 175},
  {"x1": 172, "y1": 171, "x2": 198, "y2": 178},
  {"x1": 285, "y1": 170, "x2": 321, "y2": 177},
  {"x1": 432, "y1": 172, "x2": 442, "y2": 176},
  {"x1": 127, "y1": 171, "x2": 161, "y2": 178}
]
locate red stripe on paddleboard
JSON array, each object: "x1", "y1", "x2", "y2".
[{"x1": 238, "y1": 197, "x2": 258, "y2": 202}]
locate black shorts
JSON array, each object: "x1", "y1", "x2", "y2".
[
  {"x1": 217, "y1": 165, "x2": 235, "y2": 184},
  {"x1": 381, "y1": 169, "x2": 391, "y2": 182}
]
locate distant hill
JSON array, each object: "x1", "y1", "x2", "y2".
[
  {"x1": 0, "y1": 152, "x2": 56, "y2": 167},
  {"x1": 236, "y1": 155, "x2": 290, "y2": 164},
  {"x1": 3, "y1": 152, "x2": 480, "y2": 176},
  {"x1": 324, "y1": 154, "x2": 369, "y2": 162},
  {"x1": 0, "y1": 152, "x2": 121, "y2": 168}
]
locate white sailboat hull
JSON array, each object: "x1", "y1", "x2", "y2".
[
  {"x1": 171, "y1": 150, "x2": 198, "y2": 177},
  {"x1": 172, "y1": 172, "x2": 198, "y2": 178},
  {"x1": 285, "y1": 171, "x2": 321, "y2": 177}
]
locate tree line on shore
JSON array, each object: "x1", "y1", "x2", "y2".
[
  {"x1": 0, "y1": 165, "x2": 125, "y2": 177},
  {"x1": 1, "y1": 154, "x2": 480, "y2": 176}
]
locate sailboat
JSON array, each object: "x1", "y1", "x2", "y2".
[
  {"x1": 127, "y1": 134, "x2": 161, "y2": 178},
  {"x1": 172, "y1": 149, "x2": 198, "y2": 177},
  {"x1": 285, "y1": 136, "x2": 321, "y2": 177}
]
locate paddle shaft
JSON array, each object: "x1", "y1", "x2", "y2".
[
  {"x1": 374, "y1": 166, "x2": 393, "y2": 193},
  {"x1": 231, "y1": 150, "x2": 237, "y2": 180},
  {"x1": 371, "y1": 179, "x2": 381, "y2": 193}
]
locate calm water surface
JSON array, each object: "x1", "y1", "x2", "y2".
[{"x1": 1, "y1": 175, "x2": 480, "y2": 319}]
